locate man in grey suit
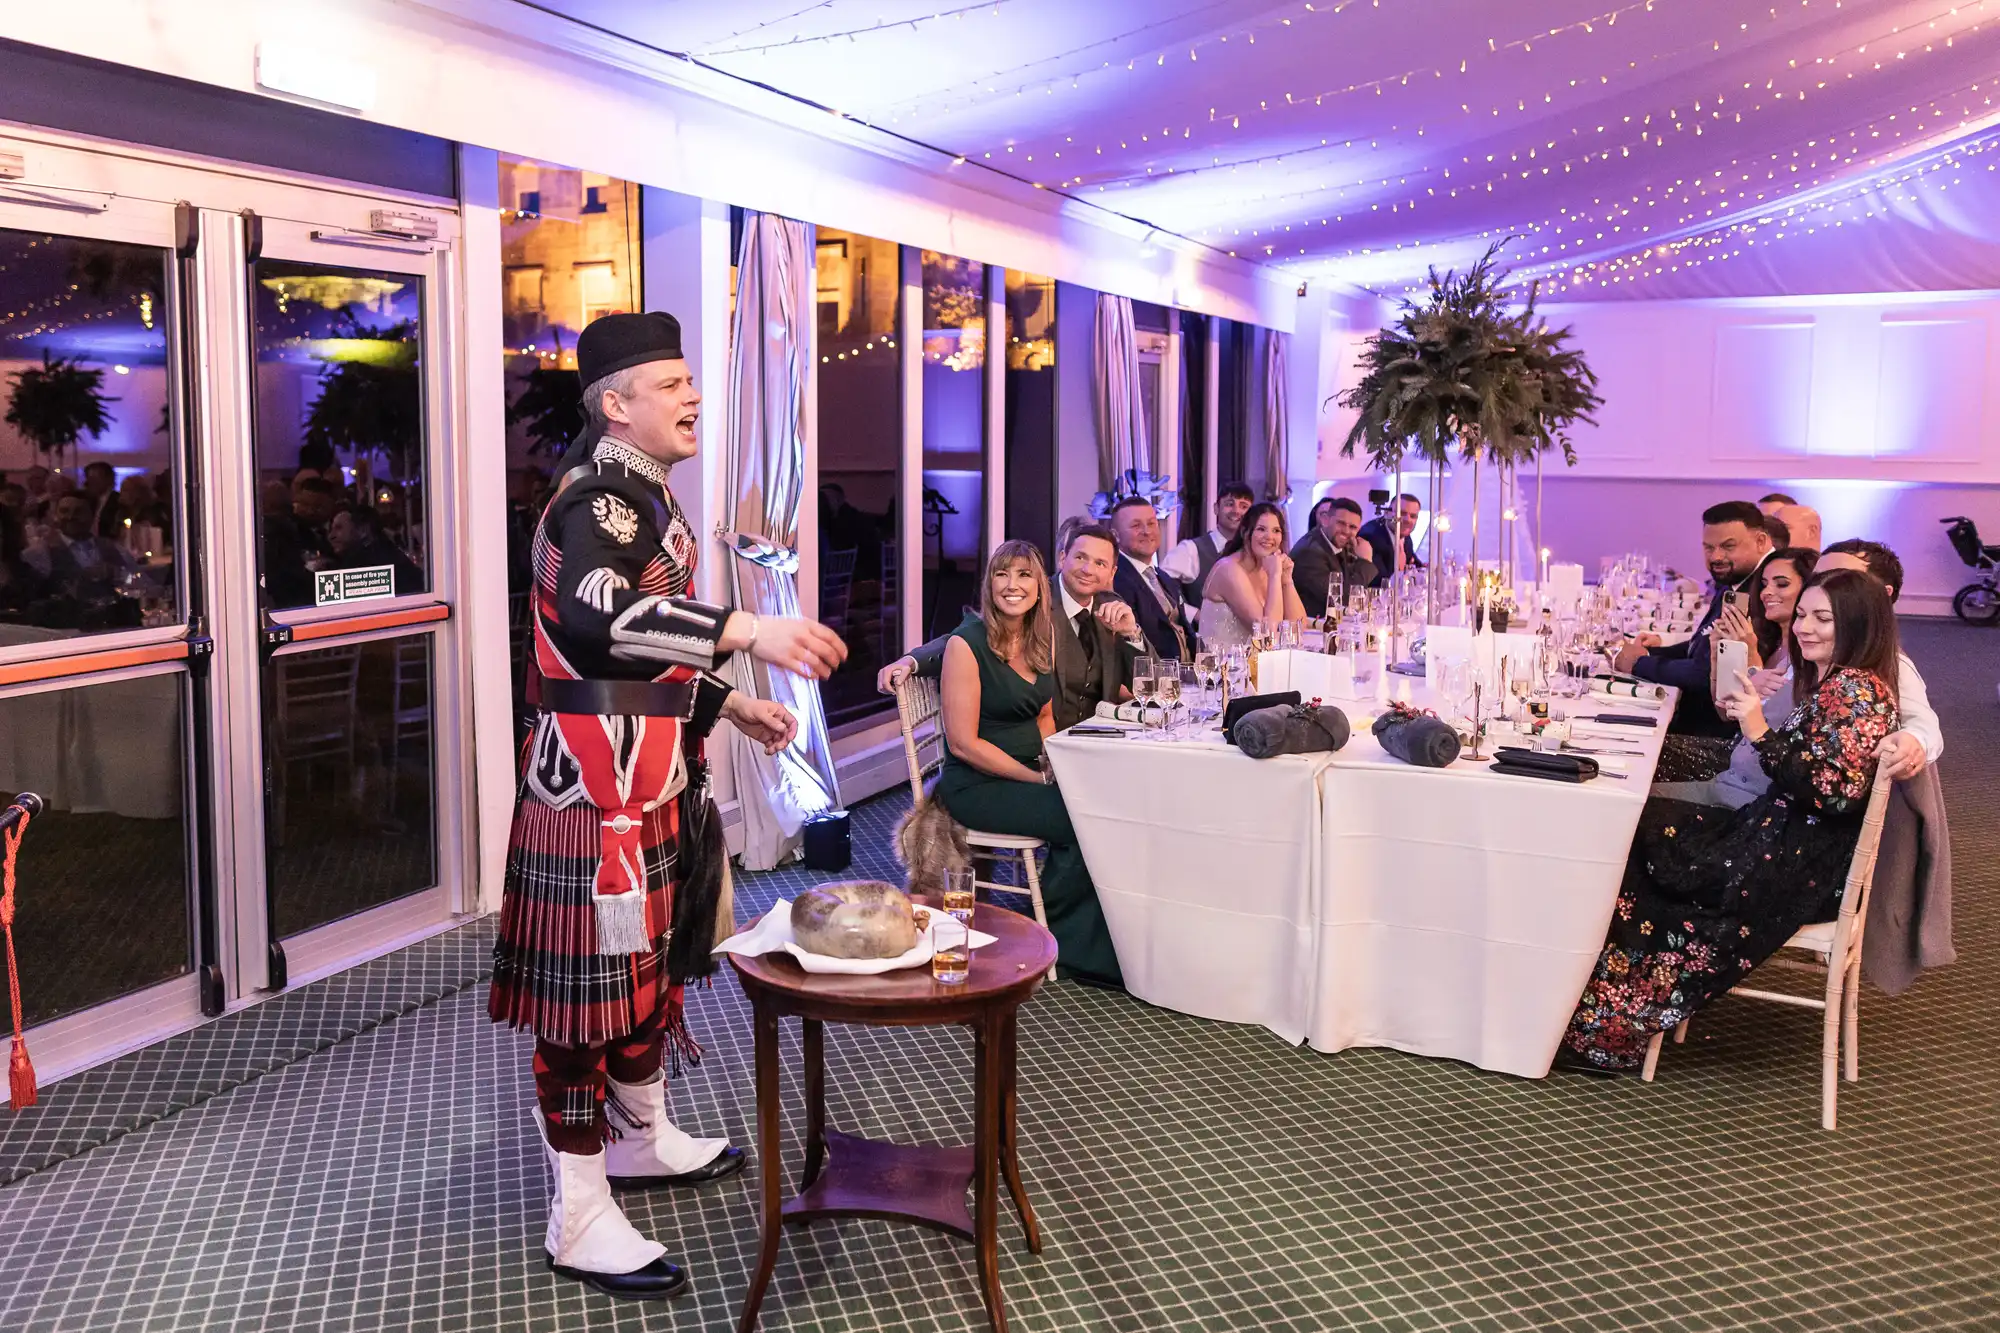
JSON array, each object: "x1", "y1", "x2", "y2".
[{"x1": 877, "y1": 524, "x2": 1141, "y2": 729}]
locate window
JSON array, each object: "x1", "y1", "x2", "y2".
[
  {"x1": 496, "y1": 155, "x2": 641, "y2": 723},
  {"x1": 920, "y1": 250, "x2": 986, "y2": 641},
  {"x1": 815, "y1": 228, "x2": 902, "y2": 729},
  {"x1": 0, "y1": 228, "x2": 179, "y2": 637},
  {"x1": 1003, "y1": 271, "x2": 1057, "y2": 562}
]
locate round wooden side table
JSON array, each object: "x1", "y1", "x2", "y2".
[{"x1": 727, "y1": 900, "x2": 1058, "y2": 1333}]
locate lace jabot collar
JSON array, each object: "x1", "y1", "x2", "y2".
[{"x1": 592, "y1": 436, "x2": 671, "y2": 488}]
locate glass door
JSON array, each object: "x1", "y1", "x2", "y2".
[
  {"x1": 0, "y1": 162, "x2": 212, "y2": 1073},
  {"x1": 232, "y1": 213, "x2": 462, "y2": 990},
  {"x1": 0, "y1": 127, "x2": 468, "y2": 1077}
]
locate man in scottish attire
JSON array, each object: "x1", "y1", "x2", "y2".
[{"x1": 490, "y1": 312, "x2": 845, "y2": 1301}]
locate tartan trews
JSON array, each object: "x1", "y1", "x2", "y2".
[
  {"x1": 490, "y1": 791, "x2": 695, "y2": 1055},
  {"x1": 531, "y1": 995, "x2": 672, "y2": 1153}
]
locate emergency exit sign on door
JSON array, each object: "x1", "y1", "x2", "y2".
[{"x1": 314, "y1": 566, "x2": 397, "y2": 606}]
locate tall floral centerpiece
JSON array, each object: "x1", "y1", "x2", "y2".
[
  {"x1": 5, "y1": 351, "x2": 116, "y2": 476},
  {"x1": 1334, "y1": 244, "x2": 1601, "y2": 621}
]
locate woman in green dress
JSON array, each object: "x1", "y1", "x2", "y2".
[{"x1": 932, "y1": 540, "x2": 1123, "y2": 987}]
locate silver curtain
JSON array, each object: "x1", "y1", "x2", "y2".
[
  {"x1": 1092, "y1": 293, "x2": 1151, "y2": 487},
  {"x1": 1262, "y1": 330, "x2": 1291, "y2": 504},
  {"x1": 721, "y1": 212, "x2": 839, "y2": 870}
]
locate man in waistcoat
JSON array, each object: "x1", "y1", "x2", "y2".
[
  {"x1": 489, "y1": 312, "x2": 846, "y2": 1301},
  {"x1": 1160, "y1": 482, "x2": 1253, "y2": 613}
]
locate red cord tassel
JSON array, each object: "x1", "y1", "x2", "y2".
[
  {"x1": 3, "y1": 813, "x2": 34, "y2": 1110},
  {"x1": 7, "y1": 1040, "x2": 32, "y2": 1111}
]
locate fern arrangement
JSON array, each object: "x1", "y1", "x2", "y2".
[{"x1": 1336, "y1": 243, "x2": 1601, "y2": 472}]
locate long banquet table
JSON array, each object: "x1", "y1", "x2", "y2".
[{"x1": 1044, "y1": 683, "x2": 1671, "y2": 1078}]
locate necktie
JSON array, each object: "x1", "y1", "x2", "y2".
[
  {"x1": 1141, "y1": 567, "x2": 1190, "y2": 659},
  {"x1": 1074, "y1": 608, "x2": 1097, "y2": 668}
]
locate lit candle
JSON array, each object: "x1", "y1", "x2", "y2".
[{"x1": 1540, "y1": 547, "x2": 1551, "y2": 586}]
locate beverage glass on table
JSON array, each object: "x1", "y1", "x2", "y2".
[
  {"x1": 1154, "y1": 662, "x2": 1182, "y2": 734},
  {"x1": 931, "y1": 913, "x2": 970, "y2": 985},
  {"x1": 1131, "y1": 656, "x2": 1156, "y2": 728},
  {"x1": 1193, "y1": 651, "x2": 1219, "y2": 721},
  {"x1": 942, "y1": 867, "x2": 975, "y2": 921}
]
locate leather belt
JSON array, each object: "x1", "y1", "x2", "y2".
[{"x1": 539, "y1": 677, "x2": 696, "y2": 718}]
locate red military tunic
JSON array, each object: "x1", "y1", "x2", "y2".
[{"x1": 489, "y1": 436, "x2": 734, "y2": 1053}]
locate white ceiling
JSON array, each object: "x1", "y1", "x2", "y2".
[{"x1": 525, "y1": 0, "x2": 2000, "y2": 299}]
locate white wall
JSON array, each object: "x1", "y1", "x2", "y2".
[
  {"x1": 1313, "y1": 289, "x2": 2000, "y2": 611},
  {"x1": 0, "y1": 0, "x2": 1294, "y2": 331}
]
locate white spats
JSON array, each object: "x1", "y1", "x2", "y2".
[
  {"x1": 604, "y1": 1074, "x2": 731, "y2": 1178},
  {"x1": 542, "y1": 1145, "x2": 667, "y2": 1275}
]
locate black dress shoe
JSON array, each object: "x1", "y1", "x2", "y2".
[
  {"x1": 608, "y1": 1145, "x2": 747, "y2": 1191},
  {"x1": 547, "y1": 1254, "x2": 689, "y2": 1301}
]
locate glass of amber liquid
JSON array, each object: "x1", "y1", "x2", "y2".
[
  {"x1": 942, "y1": 867, "x2": 975, "y2": 922},
  {"x1": 931, "y1": 913, "x2": 970, "y2": 985}
]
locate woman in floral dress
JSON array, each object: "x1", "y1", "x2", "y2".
[{"x1": 1558, "y1": 568, "x2": 1900, "y2": 1074}]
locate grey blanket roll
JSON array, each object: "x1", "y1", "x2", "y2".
[
  {"x1": 1371, "y1": 712, "x2": 1461, "y2": 767},
  {"x1": 1234, "y1": 703, "x2": 1351, "y2": 759}
]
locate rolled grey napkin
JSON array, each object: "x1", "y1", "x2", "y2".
[
  {"x1": 1371, "y1": 711, "x2": 1461, "y2": 767},
  {"x1": 1234, "y1": 703, "x2": 1351, "y2": 759}
]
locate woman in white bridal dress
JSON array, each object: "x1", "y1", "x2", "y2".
[{"x1": 1200, "y1": 501, "x2": 1307, "y2": 649}]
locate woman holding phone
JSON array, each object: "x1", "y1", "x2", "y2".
[
  {"x1": 1658, "y1": 547, "x2": 1819, "y2": 786},
  {"x1": 1558, "y1": 568, "x2": 1898, "y2": 1074}
]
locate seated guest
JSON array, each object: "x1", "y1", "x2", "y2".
[
  {"x1": 1290, "y1": 496, "x2": 1377, "y2": 617},
  {"x1": 1201, "y1": 502, "x2": 1307, "y2": 649},
  {"x1": 328, "y1": 503, "x2": 423, "y2": 595},
  {"x1": 1761, "y1": 510, "x2": 1791, "y2": 550},
  {"x1": 291, "y1": 475, "x2": 339, "y2": 552},
  {"x1": 879, "y1": 523, "x2": 1142, "y2": 730},
  {"x1": 1613, "y1": 500, "x2": 1774, "y2": 738},
  {"x1": 1109, "y1": 496, "x2": 1194, "y2": 661},
  {"x1": 1357, "y1": 492, "x2": 1423, "y2": 586},
  {"x1": 23, "y1": 494, "x2": 134, "y2": 598},
  {"x1": 1774, "y1": 502, "x2": 1822, "y2": 551},
  {"x1": 1559, "y1": 569, "x2": 1900, "y2": 1073},
  {"x1": 1815, "y1": 539, "x2": 1940, "y2": 781},
  {"x1": 932, "y1": 541, "x2": 1122, "y2": 987},
  {"x1": 1758, "y1": 492, "x2": 1797, "y2": 516},
  {"x1": 0, "y1": 504, "x2": 33, "y2": 618},
  {"x1": 1653, "y1": 546, "x2": 1817, "y2": 800},
  {"x1": 81, "y1": 460, "x2": 123, "y2": 538},
  {"x1": 1160, "y1": 482, "x2": 1253, "y2": 608}
]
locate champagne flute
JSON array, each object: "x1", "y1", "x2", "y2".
[
  {"x1": 1155, "y1": 660, "x2": 1182, "y2": 735},
  {"x1": 1131, "y1": 656, "x2": 1156, "y2": 726},
  {"x1": 1193, "y1": 650, "x2": 1219, "y2": 722}
]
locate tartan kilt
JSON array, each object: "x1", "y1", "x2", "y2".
[{"x1": 489, "y1": 790, "x2": 687, "y2": 1051}]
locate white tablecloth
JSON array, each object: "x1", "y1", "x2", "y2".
[
  {"x1": 1311, "y1": 697, "x2": 1666, "y2": 1077},
  {"x1": 1044, "y1": 729, "x2": 1333, "y2": 1045},
  {"x1": 1045, "y1": 685, "x2": 1670, "y2": 1077}
]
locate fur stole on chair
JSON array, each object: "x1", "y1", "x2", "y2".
[{"x1": 893, "y1": 786, "x2": 972, "y2": 894}]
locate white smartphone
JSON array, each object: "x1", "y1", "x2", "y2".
[{"x1": 1715, "y1": 637, "x2": 1750, "y2": 697}]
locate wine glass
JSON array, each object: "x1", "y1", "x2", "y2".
[
  {"x1": 1154, "y1": 659, "x2": 1182, "y2": 735},
  {"x1": 1131, "y1": 656, "x2": 1156, "y2": 726},
  {"x1": 1193, "y1": 650, "x2": 1219, "y2": 721}
]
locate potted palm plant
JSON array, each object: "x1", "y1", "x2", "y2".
[
  {"x1": 5, "y1": 350, "x2": 116, "y2": 475},
  {"x1": 1335, "y1": 243, "x2": 1601, "y2": 611}
]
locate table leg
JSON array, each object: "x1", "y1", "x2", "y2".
[
  {"x1": 737, "y1": 1003, "x2": 784, "y2": 1333},
  {"x1": 800, "y1": 1017, "x2": 826, "y2": 1192},
  {"x1": 973, "y1": 1012, "x2": 1007, "y2": 1333},
  {"x1": 997, "y1": 1009, "x2": 1040, "y2": 1254}
]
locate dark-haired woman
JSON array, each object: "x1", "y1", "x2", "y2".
[
  {"x1": 1199, "y1": 501, "x2": 1307, "y2": 649},
  {"x1": 934, "y1": 541, "x2": 1122, "y2": 986},
  {"x1": 1655, "y1": 546, "x2": 1818, "y2": 794},
  {"x1": 1559, "y1": 568, "x2": 1899, "y2": 1073}
]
